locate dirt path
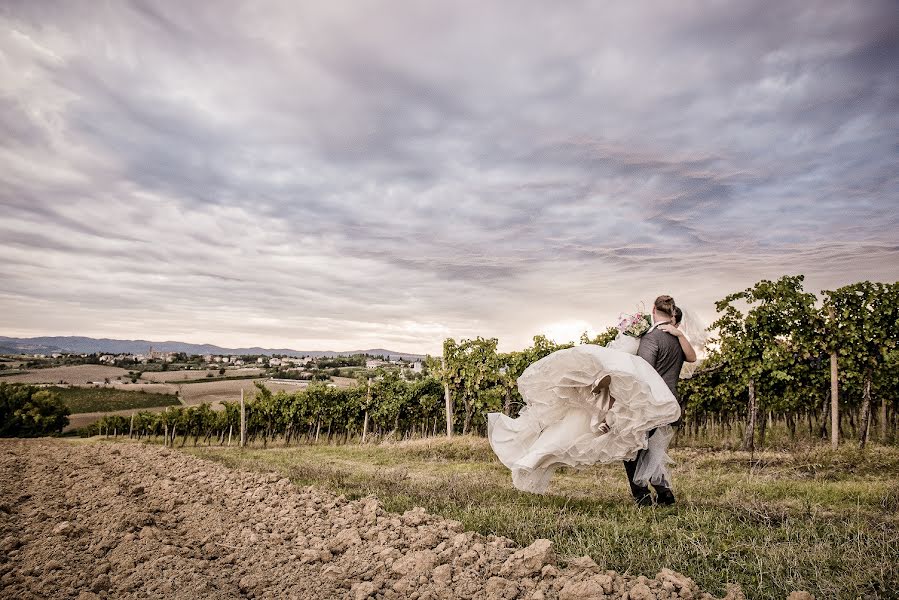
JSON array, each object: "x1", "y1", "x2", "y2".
[{"x1": 0, "y1": 439, "x2": 749, "y2": 600}]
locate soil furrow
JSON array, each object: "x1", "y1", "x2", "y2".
[{"x1": 0, "y1": 439, "x2": 747, "y2": 600}]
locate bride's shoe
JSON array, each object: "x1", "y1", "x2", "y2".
[{"x1": 591, "y1": 374, "x2": 612, "y2": 395}]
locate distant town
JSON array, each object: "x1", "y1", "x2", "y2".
[{"x1": 0, "y1": 349, "x2": 426, "y2": 384}]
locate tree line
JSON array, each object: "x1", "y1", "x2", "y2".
[{"x1": 0, "y1": 383, "x2": 70, "y2": 437}]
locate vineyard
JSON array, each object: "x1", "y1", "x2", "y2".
[{"x1": 83, "y1": 277, "x2": 899, "y2": 453}]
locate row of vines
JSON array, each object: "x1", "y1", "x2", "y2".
[
  {"x1": 84, "y1": 276, "x2": 898, "y2": 451},
  {"x1": 80, "y1": 375, "x2": 448, "y2": 446},
  {"x1": 681, "y1": 277, "x2": 898, "y2": 450}
]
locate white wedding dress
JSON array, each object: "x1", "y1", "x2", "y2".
[{"x1": 487, "y1": 334, "x2": 682, "y2": 494}]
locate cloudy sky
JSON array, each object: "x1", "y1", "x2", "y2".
[{"x1": 1, "y1": 1, "x2": 897, "y2": 354}]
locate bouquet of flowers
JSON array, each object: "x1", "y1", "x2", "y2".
[{"x1": 617, "y1": 311, "x2": 652, "y2": 338}]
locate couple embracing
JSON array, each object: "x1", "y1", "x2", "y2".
[{"x1": 487, "y1": 295, "x2": 704, "y2": 506}]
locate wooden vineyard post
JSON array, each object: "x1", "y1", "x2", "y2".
[
  {"x1": 859, "y1": 371, "x2": 872, "y2": 449},
  {"x1": 129, "y1": 413, "x2": 134, "y2": 439},
  {"x1": 240, "y1": 389, "x2": 247, "y2": 448},
  {"x1": 362, "y1": 378, "x2": 371, "y2": 444},
  {"x1": 831, "y1": 351, "x2": 839, "y2": 449},
  {"x1": 444, "y1": 383, "x2": 453, "y2": 438},
  {"x1": 227, "y1": 424, "x2": 233, "y2": 447},
  {"x1": 742, "y1": 379, "x2": 757, "y2": 452}
]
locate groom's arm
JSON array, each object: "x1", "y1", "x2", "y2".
[{"x1": 637, "y1": 332, "x2": 659, "y2": 367}]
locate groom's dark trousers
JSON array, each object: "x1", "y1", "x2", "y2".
[
  {"x1": 623, "y1": 428, "x2": 674, "y2": 504},
  {"x1": 626, "y1": 324, "x2": 686, "y2": 505}
]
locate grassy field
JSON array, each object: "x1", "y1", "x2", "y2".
[
  {"x1": 48, "y1": 386, "x2": 181, "y2": 413},
  {"x1": 0, "y1": 370, "x2": 28, "y2": 378},
  {"x1": 167, "y1": 374, "x2": 266, "y2": 384},
  {"x1": 142, "y1": 368, "x2": 266, "y2": 383},
  {"x1": 185, "y1": 436, "x2": 898, "y2": 600}
]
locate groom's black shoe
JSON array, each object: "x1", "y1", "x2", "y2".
[
  {"x1": 655, "y1": 488, "x2": 676, "y2": 506},
  {"x1": 634, "y1": 493, "x2": 653, "y2": 508}
]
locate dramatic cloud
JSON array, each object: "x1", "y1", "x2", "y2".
[{"x1": 1, "y1": 0, "x2": 897, "y2": 353}]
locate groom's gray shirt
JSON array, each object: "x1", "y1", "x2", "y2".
[{"x1": 637, "y1": 325, "x2": 686, "y2": 397}]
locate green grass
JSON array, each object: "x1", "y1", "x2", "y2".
[
  {"x1": 49, "y1": 386, "x2": 181, "y2": 413},
  {"x1": 0, "y1": 370, "x2": 27, "y2": 378},
  {"x1": 184, "y1": 436, "x2": 899, "y2": 600}
]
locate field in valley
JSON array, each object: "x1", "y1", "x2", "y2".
[
  {"x1": 2, "y1": 366, "x2": 363, "y2": 432},
  {"x1": 47, "y1": 386, "x2": 180, "y2": 414},
  {"x1": 141, "y1": 368, "x2": 266, "y2": 383},
  {"x1": 2, "y1": 364, "x2": 130, "y2": 385},
  {"x1": 176, "y1": 378, "x2": 319, "y2": 406},
  {"x1": 58, "y1": 379, "x2": 319, "y2": 431}
]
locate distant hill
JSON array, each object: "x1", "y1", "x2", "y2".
[{"x1": 0, "y1": 336, "x2": 426, "y2": 361}]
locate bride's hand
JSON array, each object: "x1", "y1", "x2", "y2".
[{"x1": 657, "y1": 324, "x2": 684, "y2": 337}]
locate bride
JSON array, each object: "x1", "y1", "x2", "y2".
[{"x1": 487, "y1": 304, "x2": 707, "y2": 496}]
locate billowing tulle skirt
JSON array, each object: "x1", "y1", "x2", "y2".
[{"x1": 487, "y1": 343, "x2": 680, "y2": 494}]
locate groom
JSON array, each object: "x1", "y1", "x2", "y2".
[{"x1": 625, "y1": 294, "x2": 686, "y2": 506}]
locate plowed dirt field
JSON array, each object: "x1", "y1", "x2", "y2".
[{"x1": 0, "y1": 439, "x2": 748, "y2": 600}]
